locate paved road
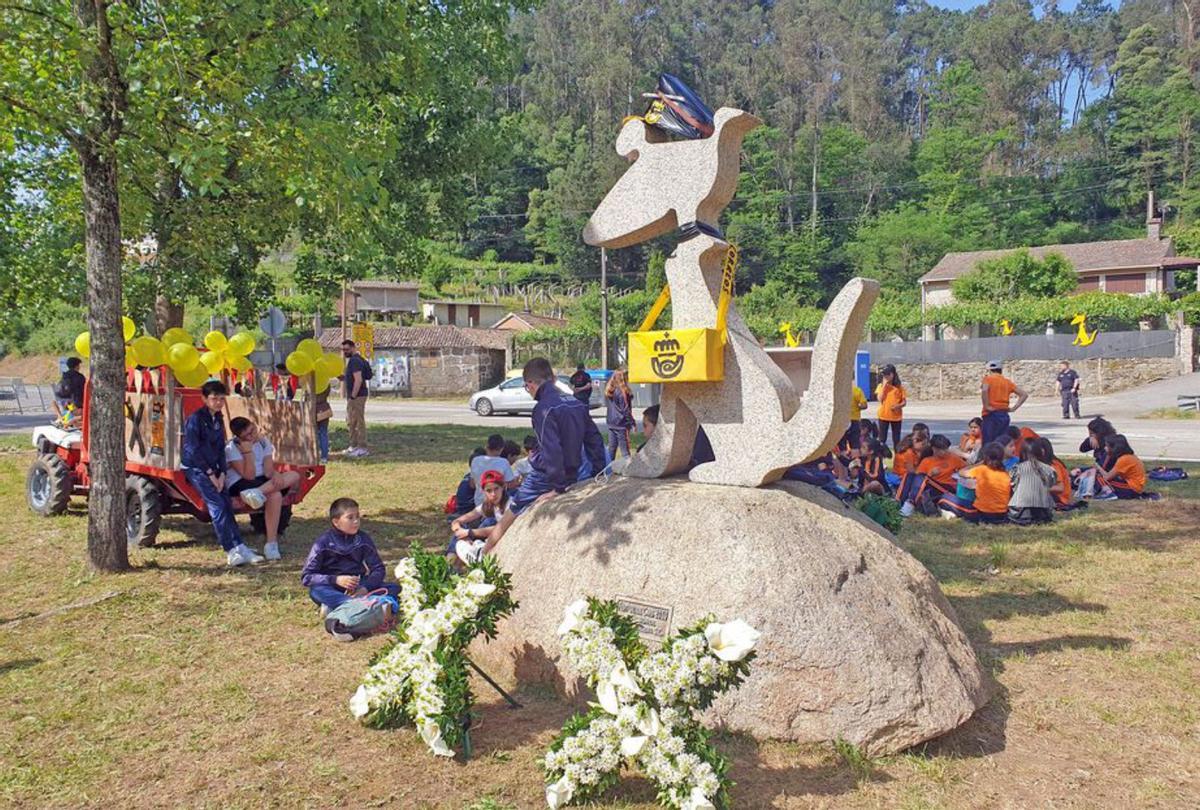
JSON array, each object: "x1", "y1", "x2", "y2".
[{"x1": 5, "y1": 376, "x2": 1198, "y2": 460}]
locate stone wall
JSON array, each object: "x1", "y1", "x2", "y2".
[
  {"x1": 411, "y1": 347, "x2": 506, "y2": 397},
  {"x1": 893, "y1": 356, "x2": 1178, "y2": 400}
]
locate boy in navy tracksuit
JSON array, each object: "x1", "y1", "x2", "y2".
[{"x1": 461, "y1": 358, "x2": 605, "y2": 562}]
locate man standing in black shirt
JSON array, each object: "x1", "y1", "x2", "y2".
[
  {"x1": 342, "y1": 339, "x2": 372, "y2": 457},
  {"x1": 1056, "y1": 360, "x2": 1080, "y2": 419},
  {"x1": 569, "y1": 362, "x2": 592, "y2": 406}
]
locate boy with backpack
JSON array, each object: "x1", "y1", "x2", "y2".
[{"x1": 300, "y1": 497, "x2": 399, "y2": 641}]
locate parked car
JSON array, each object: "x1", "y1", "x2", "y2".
[{"x1": 468, "y1": 375, "x2": 579, "y2": 416}]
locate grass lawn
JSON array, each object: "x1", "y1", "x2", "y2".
[{"x1": 2, "y1": 425, "x2": 1199, "y2": 808}]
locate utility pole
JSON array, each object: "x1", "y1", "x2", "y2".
[
  {"x1": 600, "y1": 247, "x2": 609, "y2": 369},
  {"x1": 341, "y1": 278, "x2": 349, "y2": 341}
]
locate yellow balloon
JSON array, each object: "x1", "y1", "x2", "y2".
[
  {"x1": 200, "y1": 350, "x2": 224, "y2": 374},
  {"x1": 175, "y1": 364, "x2": 209, "y2": 387},
  {"x1": 132, "y1": 335, "x2": 167, "y2": 367},
  {"x1": 122, "y1": 316, "x2": 136, "y2": 342},
  {"x1": 320, "y1": 351, "x2": 343, "y2": 377},
  {"x1": 162, "y1": 327, "x2": 193, "y2": 347},
  {"x1": 124, "y1": 345, "x2": 137, "y2": 369},
  {"x1": 296, "y1": 338, "x2": 323, "y2": 360},
  {"x1": 204, "y1": 331, "x2": 228, "y2": 352},
  {"x1": 227, "y1": 332, "x2": 256, "y2": 356},
  {"x1": 314, "y1": 368, "x2": 330, "y2": 393},
  {"x1": 227, "y1": 354, "x2": 252, "y2": 373},
  {"x1": 285, "y1": 351, "x2": 314, "y2": 376},
  {"x1": 75, "y1": 331, "x2": 91, "y2": 358},
  {"x1": 167, "y1": 342, "x2": 200, "y2": 372}
]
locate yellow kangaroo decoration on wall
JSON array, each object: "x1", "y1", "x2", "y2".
[
  {"x1": 778, "y1": 321, "x2": 800, "y2": 347},
  {"x1": 999, "y1": 319, "x2": 1014, "y2": 336},
  {"x1": 1071, "y1": 314, "x2": 1098, "y2": 347}
]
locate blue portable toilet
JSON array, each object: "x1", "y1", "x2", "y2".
[{"x1": 855, "y1": 350, "x2": 871, "y2": 398}]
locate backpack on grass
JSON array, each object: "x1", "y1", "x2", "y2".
[
  {"x1": 324, "y1": 590, "x2": 397, "y2": 640},
  {"x1": 1148, "y1": 467, "x2": 1188, "y2": 482}
]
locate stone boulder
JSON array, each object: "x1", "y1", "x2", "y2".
[{"x1": 469, "y1": 476, "x2": 991, "y2": 755}]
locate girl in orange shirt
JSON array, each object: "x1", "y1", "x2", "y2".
[
  {"x1": 874, "y1": 364, "x2": 907, "y2": 451},
  {"x1": 938, "y1": 442, "x2": 1011, "y2": 524},
  {"x1": 956, "y1": 417, "x2": 983, "y2": 463},
  {"x1": 1098, "y1": 434, "x2": 1147, "y2": 499}
]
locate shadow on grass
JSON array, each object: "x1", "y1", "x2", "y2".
[{"x1": 0, "y1": 658, "x2": 41, "y2": 675}]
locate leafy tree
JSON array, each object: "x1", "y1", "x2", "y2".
[
  {"x1": 0, "y1": 1, "x2": 522, "y2": 571},
  {"x1": 952, "y1": 250, "x2": 1077, "y2": 304}
]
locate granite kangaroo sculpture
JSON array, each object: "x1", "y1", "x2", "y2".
[{"x1": 583, "y1": 108, "x2": 879, "y2": 487}]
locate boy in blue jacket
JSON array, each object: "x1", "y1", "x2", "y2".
[
  {"x1": 301, "y1": 498, "x2": 399, "y2": 638},
  {"x1": 458, "y1": 358, "x2": 605, "y2": 562}
]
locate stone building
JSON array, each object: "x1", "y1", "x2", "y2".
[
  {"x1": 319, "y1": 326, "x2": 511, "y2": 397},
  {"x1": 919, "y1": 195, "x2": 1200, "y2": 313}
]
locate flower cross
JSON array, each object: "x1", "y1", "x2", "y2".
[
  {"x1": 349, "y1": 546, "x2": 515, "y2": 757},
  {"x1": 543, "y1": 598, "x2": 760, "y2": 810}
]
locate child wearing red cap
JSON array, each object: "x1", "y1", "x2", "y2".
[{"x1": 447, "y1": 468, "x2": 510, "y2": 565}]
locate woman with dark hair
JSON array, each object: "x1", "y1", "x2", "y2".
[
  {"x1": 1079, "y1": 417, "x2": 1116, "y2": 467},
  {"x1": 938, "y1": 441, "x2": 1011, "y2": 523},
  {"x1": 1097, "y1": 433, "x2": 1147, "y2": 499},
  {"x1": 874, "y1": 364, "x2": 906, "y2": 451}
]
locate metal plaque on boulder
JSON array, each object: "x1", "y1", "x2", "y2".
[{"x1": 615, "y1": 596, "x2": 673, "y2": 643}]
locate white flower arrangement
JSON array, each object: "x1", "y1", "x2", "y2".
[
  {"x1": 348, "y1": 544, "x2": 516, "y2": 758},
  {"x1": 542, "y1": 598, "x2": 760, "y2": 809}
]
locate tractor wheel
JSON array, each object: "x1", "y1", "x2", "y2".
[
  {"x1": 249, "y1": 504, "x2": 291, "y2": 537},
  {"x1": 27, "y1": 453, "x2": 71, "y2": 516},
  {"x1": 475, "y1": 397, "x2": 494, "y2": 416},
  {"x1": 125, "y1": 475, "x2": 162, "y2": 549}
]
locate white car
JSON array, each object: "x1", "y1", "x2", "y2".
[{"x1": 468, "y1": 375, "x2": 576, "y2": 416}]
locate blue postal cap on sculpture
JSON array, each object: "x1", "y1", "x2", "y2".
[{"x1": 986, "y1": 360, "x2": 1002, "y2": 371}]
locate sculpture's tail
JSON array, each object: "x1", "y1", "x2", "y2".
[{"x1": 771, "y1": 278, "x2": 880, "y2": 476}]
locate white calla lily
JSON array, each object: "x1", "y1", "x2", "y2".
[
  {"x1": 596, "y1": 678, "x2": 621, "y2": 715},
  {"x1": 545, "y1": 775, "x2": 574, "y2": 809},
  {"x1": 557, "y1": 598, "x2": 589, "y2": 636},
  {"x1": 465, "y1": 581, "x2": 496, "y2": 598},
  {"x1": 607, "y1": 661, "x2": 642, "y2": 696},
  {"x1": 703, "y1": 619, "x2": 761, "y2": 662},
  {"x1": 349, "y1": 684, "x2": 371, "y2": 718},
  {"x1": 420, "y1": 719, "x2": 454, "y2": 757},
  {"x1": 681, "y1": 787, "x2": 715, "y2": 810},
  {"x1": 637, "y1": 707, "x2": 661, "y2": 737},
  {"x1": 620, "y1": 734, "x2": 648, "y2": 756}
]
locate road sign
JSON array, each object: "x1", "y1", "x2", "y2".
[{"x1": 259, "y1": 306, "x2": 286, "y2": 338}]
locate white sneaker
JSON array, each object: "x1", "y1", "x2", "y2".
[
  {"x1": 342, "y1": 446, "x2": 359, "y2": 456},
  {"x1": 455, "y1": 539, "x2": 486, "y2": 565},
  {"x1": 940, "y1": 509, "x2": 958, "y2": 520},
  {"x1": 899, "y1": 501, "x2": 915, "y2": 517},
  {"x1": 237, "y1": 543, "x2": 265, "y2": 564},
  {"x1": 226, "y1": 545, "x2": 263, "y2": 566},
  {"x1": 263, "y1": 541, "x2": 281, "y2": 561}
]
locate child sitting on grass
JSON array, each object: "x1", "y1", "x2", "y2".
[
  {"x1": 513, "y1": 434, "x2": 537, "y2": 480},
  {"x1": 1097, "y1": 434, "x2": 1148, "y2": 499},
  {"x1": 855, "y1": 438, "x2": 890, "y2": 496},
  {"x1": 898, "y1": 434, "x2": 965, "y2": 516},
  {"x1": 1033, "y1": 437, "x2": 1078, "y2": 512},
  {"x1": 956, "y1": 417, "x2": 983, "y2": 463},
  {"x1": 1008, "y1": 441, "x2": 1058, "y2": 525},
  {"x1": 446, "y1": 469, "x2": 509, "y2": 565},
  {"x1": 300, "y1": 498, "x2": 399, "y2": 640},
  {"x1": 938, "y1": 442, "x2": 1011, "y2": 524}
]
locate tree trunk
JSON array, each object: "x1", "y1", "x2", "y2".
[
  {"x1": 79, "y1": 143, "x2": 130, "y2": 573},
  {"x1": 73, "y1": 0, "x2": 129, "y2": 573},
  {"x1": 154, "y1": 295, "x2": 184, "y2": 334}
]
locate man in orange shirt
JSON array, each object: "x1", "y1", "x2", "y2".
[{"x1": 980, "y1": 360, "x2": 1028, "y2": 446}]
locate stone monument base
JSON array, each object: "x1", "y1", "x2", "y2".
[{"x1": 469, "y1": 477, "x2": 992, "y2": 755}]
